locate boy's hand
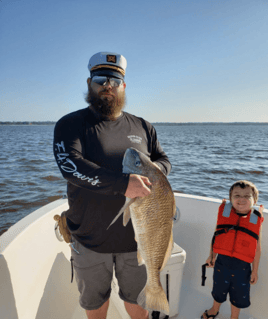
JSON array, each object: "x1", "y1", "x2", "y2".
[
  {"x1": 205, "y1": 255, "x2": 216, "y2": 268},
  {"x1": 250, "y1": 271, "x2": 258, "y2": 285}
]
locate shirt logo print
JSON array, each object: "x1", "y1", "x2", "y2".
[
  {"x1": 127, "y1": 135, "x2": 142, "y2": 144},
  {"x1": 55, "y1": 141, "x2": 101, "y2": 186}
]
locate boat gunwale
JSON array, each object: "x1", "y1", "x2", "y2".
[
  {"x1": 1, "y1": 193, "x2": 267, "y2": 254},
  {"x1": 0, "y1": 198, "x2": 68, "y2": 254}
]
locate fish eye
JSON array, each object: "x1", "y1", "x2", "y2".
[{"x1": 135, "y1": 161, "x2": 141, "y2": 167}]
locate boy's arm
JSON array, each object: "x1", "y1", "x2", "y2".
[
  {"x1": 251, "y1": 206, "x2": 264, "y2": 284},
  {"x1": 250, "y1": 226, "x2": 262, "y2": 284},
  {"x1": 206, "y1": 200, "x2": 227, "y2": 267},
  {"x1": 205, "y1": 225, "x2": 218, "y2": 267}
]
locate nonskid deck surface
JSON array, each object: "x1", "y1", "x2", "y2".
[
  {"x1": 107, "y1": 282, "x2": 256, "y2": 319},
  {"x1": 72, "y1": 300, "x2": 123, "y2": 319},
  {"x1": 158, "y1": 284, "x2": 255, "y2": 319},
  {"x1": 60, "y1": 282, "x2": 257, "y2": 319}
]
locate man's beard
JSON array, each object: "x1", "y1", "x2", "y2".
[{"x1": 85, "y1": 86, "x2": 126, "y2": 120}]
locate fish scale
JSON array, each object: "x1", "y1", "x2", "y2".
[{"x1": 108, "y1": 147, "x2": 176, "y2": 315}]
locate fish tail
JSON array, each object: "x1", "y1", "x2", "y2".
[{"x1": 137, "y1": 285, "x2": 169, "y2": 315}]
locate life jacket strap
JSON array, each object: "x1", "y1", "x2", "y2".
[
  {"x1": 222, "y1": 203, "x2": 261, "y2": 224},
  {"x1": 216, "y1": 224, "x2": 259, "y2": 240},
  {"x1": 211, "y1": 224, "x2": 259, "y2": 249},
  {"x1": 252, "y1": 209, "x2": 262, "y2": 218}
]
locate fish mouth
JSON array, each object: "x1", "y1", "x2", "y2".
[{"x1": 123, "y1": 148, "x2": 138, "y2": 162}]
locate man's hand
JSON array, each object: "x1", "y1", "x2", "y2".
[{"x1": 125, "y1": 174, "x2": 152, "y2": 198}]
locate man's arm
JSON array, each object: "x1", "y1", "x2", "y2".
[
  {"x1": 53, "y1": 116, "x2": 129, "y2": 196},
  {"x1": 148, "y1": 124, "x2": 172, "y2": 176}
]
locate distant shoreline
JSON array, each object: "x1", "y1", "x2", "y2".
[
  {"x1": 0, "y1": 121, "x2": 267, "y2": 126},
  {"x1": 0, "y1": 122, "x2": 56, "y2": 125}
]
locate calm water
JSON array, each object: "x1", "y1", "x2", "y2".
[{"x1": 0, "y1": 123, "x2": 267, "y2": 235}]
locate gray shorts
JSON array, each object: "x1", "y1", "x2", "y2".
[{"x1": 70, "y1": 238, "x2": 147, "y2": 310}]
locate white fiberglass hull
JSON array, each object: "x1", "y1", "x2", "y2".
[{"x1": 0, "y1": 194, "x2": 267, "y2": 319}]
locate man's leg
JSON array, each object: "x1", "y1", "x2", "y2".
[
  {"x1": 70, "y1": 239, "x2": 113, "y2": 317},
  {"x1": 124, "y1": 301, "x2": 149, "y2": 319},
  {"x1": 115, "y1": 252, "x2": 148, "y2": 318},
  {"x1": 85, "y1": 300, "x2": 110, "y2": 319}
]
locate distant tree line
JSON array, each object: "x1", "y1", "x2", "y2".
[
  {"x1": 0, "y1": 121, "x2": 266, "y2": 126},
  {"x1": 0, "y1": 121, "x2": 56, "y2": 125},
  {"x1": 152, "y1": 122, "x2": 267, "y2": 126}
]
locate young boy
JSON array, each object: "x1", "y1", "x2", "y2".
[{"x1": 201, "y1": 180, "x2": 264, "y2": 319}]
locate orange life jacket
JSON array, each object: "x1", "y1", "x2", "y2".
[{"x1": 212, "y1": 202, "x2": 264, "y2": 263}]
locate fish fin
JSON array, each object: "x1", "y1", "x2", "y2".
[
  {"x1": 137, "y1": 284, "x2": 169, "y2": 315},
  {"x1": 137, "y1": 249, "x2": 145, "y2": 266},
  {"x1": 160, "y1": 232, "x2": 173, "y2": 272},
  {"x1": 107, "y1": 198, "x2": 135, "y2": 230},
  {"x1": 123, "y1": 206, "x2": 131, "y2": 226},
  {"x1": 172, "y1": 206, "x2": 180, "y2": 222}
]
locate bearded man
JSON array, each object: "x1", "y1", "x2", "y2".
[{"x1": 53, "y1": 52, "x2": 171, "y2": 319}]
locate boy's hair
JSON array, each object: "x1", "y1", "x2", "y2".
[{"x1": 229, "y1": 180, "x2": 259, "y2": 203}]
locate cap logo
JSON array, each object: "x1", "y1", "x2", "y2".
[{"x1": 107, "y1": 55, "x2": 116, "y2": 63}]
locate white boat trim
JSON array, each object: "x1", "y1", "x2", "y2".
[{"x1": 0, "y1": 194, "x2": 267, "y2": 319}]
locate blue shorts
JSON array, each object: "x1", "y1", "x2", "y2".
[{"x1": 212, "y1": 254, "x2": 251, "y2": 309}]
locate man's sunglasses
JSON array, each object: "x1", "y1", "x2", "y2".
[{"x1": 92, "y1": 76, "x2": 124, "y2": 88}]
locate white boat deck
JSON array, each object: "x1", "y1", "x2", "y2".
[{"x1": 0, "y1": 194, "x2": 267, "y2": 319}]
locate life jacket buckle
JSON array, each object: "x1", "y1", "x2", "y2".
[{"x1": 225, "y1": 225, "x2": 236, "y2": 232}]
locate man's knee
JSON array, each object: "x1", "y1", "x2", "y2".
[
  {"x1": 85, "y1": 299, "x2": 110, "y2": 319},
  {"x1": 124, "y1": 301, "x2": 149, "y2": 319}
]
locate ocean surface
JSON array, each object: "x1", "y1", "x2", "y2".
[{"x1": 0, "y1": 123, "x2": 267, "y2": 236}]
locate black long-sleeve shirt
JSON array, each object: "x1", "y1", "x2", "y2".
[{"x1": 53, "y1": 107, "x2": 171, "y2": 253}]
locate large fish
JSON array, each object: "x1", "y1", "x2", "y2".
[{"x1": 109, "y1": 147, "x2": 176, "y2": 315}]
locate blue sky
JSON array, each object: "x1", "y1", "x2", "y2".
[{"x1": 0, "y1": 0, "x2": 267, "y2": 122}]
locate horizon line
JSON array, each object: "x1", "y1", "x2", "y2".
[{"x1": 0, "y1": 121, "x2": 268, "y2": 125}]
